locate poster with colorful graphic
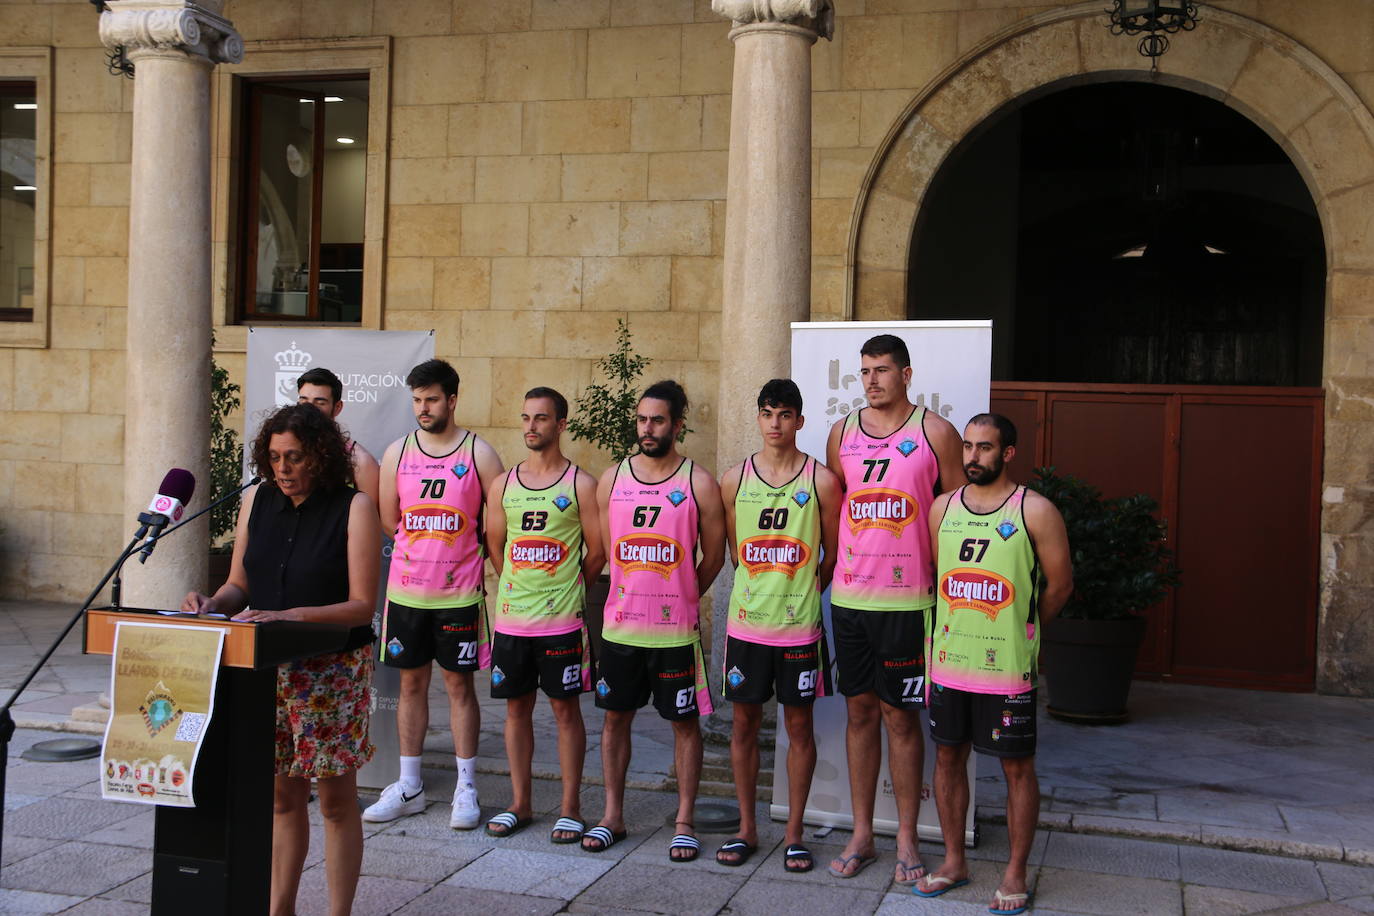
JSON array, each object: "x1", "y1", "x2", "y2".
[{"x1": 101, "y1": 622, "x2": 225, "y2": 807}]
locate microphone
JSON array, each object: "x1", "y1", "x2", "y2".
[{"x1": 135, "y1": 469, "x2": 196, "y2": 564}]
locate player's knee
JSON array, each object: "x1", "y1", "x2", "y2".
[
  {"x1": 845, "y1": 694, "x2": 881, "y2": 728},
  {"x1": 782, "y1": 705, "x2": 814, "y2": 745},
  {"x1": 731, "y1": 703, "x2": 763, "y2": 737},
  {"x1": 548, "y1": 696, "x2": 582, "y2": 727}
]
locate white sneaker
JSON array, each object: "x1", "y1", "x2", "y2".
[
  {"x1": 362, "y1": 781, "x2": 426, "y2": 823},
  {"x1": 450, "y1": 782, "x2": 480, "y2": 830}
]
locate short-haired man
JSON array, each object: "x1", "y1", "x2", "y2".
[
  {"x1": 582, "y1": 380, "x2": 726, "y2": 861},
  {"x1": 482, "y1": 387, "x2": 604, "y2": 843},
  {"x1": 914, "y1": 414, "x2": 1071, "y2": 915},
  {"x1": 715, "y1": 379, "x2": 841, "y2": 872},
  {"x1": 297, "y1": 366, "x2": 381, "y2": 507},
  {"x1": 825, "y1": 334, "x2": 963, "y2": 883},
  {"x1": 364, "y1": 359, "x2": 504, "y2": 829}
]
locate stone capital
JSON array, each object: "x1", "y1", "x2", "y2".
[
  {"x1": 100, "y1": 0, "x2": 243, "y2": 66},
  {"x1": 712, "y1": 0, "x2": 834, "y2": 40}
]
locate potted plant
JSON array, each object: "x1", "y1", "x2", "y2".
[
  {"x1": 207, "y1": 338, "x2": 242, "y2": 595},
  {"x1": 1028, "y1": 467, "x2": 1180, "y2": 724}
]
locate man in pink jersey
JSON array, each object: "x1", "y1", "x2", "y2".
[
  {"x1": 581, "y1": 380, "x2": 726, "y2": 861},
  {"x1": 296, "y1": 367, "x2": 381, "y2": 508},
  {"x1": 483, "y1": 387, "x2": 604, "y2": 843},
  {"x1": 825, "y1": 334, "x2": 963, "y2": 883},
  {"x1": 364, "y1": 359, "x2": 504, "y2": 829},
  {"x1": 915, "y1": 415, "x2": 1071, "y2": 915}
]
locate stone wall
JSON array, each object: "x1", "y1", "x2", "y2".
[{"x1": 3, "y1": 0, "x2": 1374, "y2": 694}]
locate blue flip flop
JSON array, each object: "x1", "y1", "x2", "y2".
[
  {"x1": 913, "y1": 875, "x2": 970, "y2": 898},
  {"x1": 990, "y1": 889, "x2": 1031, "y2": 915}
]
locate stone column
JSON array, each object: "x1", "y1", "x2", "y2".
[
  {"x1": 102, "y1": 1, "x2": 242, "y2": 609},
  {"x1": 707, "y1": 0, "x2": 832, "y2": 718}
]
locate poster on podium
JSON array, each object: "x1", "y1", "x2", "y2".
[
  {"x1": 101, "y1": 622, "x2": 225, "y2": 807},
  {"x1": 771, "y1": 320, "x2": 991, "y2": 846}
]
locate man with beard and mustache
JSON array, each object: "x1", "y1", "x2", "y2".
[
  {"x1": 825, "y1": 334, "x2": 963, "y2": 883},
  {"x1": 914, "y1": 414, "x2": 1071, "y2": 916},
  {"x1": 581, "y1": 380, "x2": 726, "y2": 861},
  {"x1": 365, "y1": 359, "x2": 504, "y2": 830},
  {"x1": 481, "y1": 387, "x2": 604, "y2": 843}
]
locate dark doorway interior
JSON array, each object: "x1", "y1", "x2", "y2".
[{"x1": 909, "y1": 81, "x2": 1325, "y2": 386}]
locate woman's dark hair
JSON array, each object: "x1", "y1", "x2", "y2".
[
  {"x1": 641, "y1": 379, "x2": 688, "y2": 423},
  {"x1": 251, "y1": 404, "x2": 353, "y2": 491}
]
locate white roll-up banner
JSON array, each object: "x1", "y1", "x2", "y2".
[
  {"x1": 771, "y1": 320, "x2": 992, "y2": 847},
  {"x1": 244, "y1": 328, "x2": 435, "y2": 789}
]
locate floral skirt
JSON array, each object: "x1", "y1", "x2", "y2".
[{"x1": 275, "y1": 643, "x2": 375, "y2": 779}]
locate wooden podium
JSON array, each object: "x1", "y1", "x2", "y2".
[{"x1": 85, "y1": 608, "x2": 350, "y2": 915}]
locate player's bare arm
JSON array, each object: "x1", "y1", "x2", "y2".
[
  {"x1": 351, "y1": 442, "x2": 382, "y2": 515},
  {"x1": 814, "y1": 463, "x2": 843, "y2": 593},
  {"x1": 1024, "y1": 490, "x2": 1073, "y2": 625},
  {"x1": 718, "y1": 463, "x2": 744, "y2": 568},
  {"x1": 596, "y1": 465, "x2": 617, "y2": 572},
  {"x1": 928, "y1": 490, "x2": 956, "y2": 572},
  {"x1": 826, "y1": 419, "x2": 847, "y2": 490},
  {"x1": 924, "y1": 410, "x2": 965, "y2": 494},
  {"x1": 484, "y1": 471, "x2": 509, "y2": 577},
  {"x1": 693, "y1": 463, "x2": 727, "y2": 593},
  {"x1": 378, "y1": 437, "x2": 404, "y2": 538},
  {"x1": 470, "y1": 436, "x2": 506, "y2": 544},
  {"x1": 576, "y1": 468, "x2": 606, "y2": 583}
]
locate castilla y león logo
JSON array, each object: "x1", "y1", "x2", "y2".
[
  {"x1": 274, "y1": 340, "x2": 313, "y2": 406},
  {"x1": 402, "y1": 504, "x2": 468, "y2": 546},
  {"x1": 740, "y1": 535, "x2": 810, "y2": 579},
  {"x1": 613, "y1": 533, "x2": 683, "y2": 580},
  {"x1": 508, "y1": 536, "x2": 570, "y2": 576},
  {"x1": 846, "y1": 487, "x2": 916, "y2": 536},
  {"x1": 941, "y1": 567, "x2": 1015, "y2": 620}
]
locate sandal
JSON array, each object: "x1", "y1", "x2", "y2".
[
  {"x1": 484, "y1": 811, "x2": 533, "y2": 838},
  {"x1": 668, "y1": 822, "x2": 700, "y2": 862},
  {"x1": 580, "y1": 824, "x2": 626, "y2": 852},
  {"x1": 715, "y1": 837, "x2": 756, "y2": 867},
  {"x1": 550, "y1": 816, "x2": 585, "y2": 845},
  {"x1": 783, "y1": 843, "x2": 814, "y2": 873},
  {"x1": 894, "y1": 857, "x2": 927, "y2": 886},
  {"x1": 990, "y1": 890, "x2": 1031, "y2": 915}
]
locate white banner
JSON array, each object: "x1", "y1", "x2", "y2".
[
  {"x1": 771, "y1": 320, "x2": 992, "y2": 846},
  {"x1": 244, "y1": 328, "x2": 435, "y2": 789}
]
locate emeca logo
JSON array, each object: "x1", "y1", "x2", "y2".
[
  {"x1": 739, "y1": 535, "x2": 810, "y2": 579},
  {"x1": 508, "y1": 536, "x2": 570, "y2": 576},
  {"x1": 613, "y1": 533, "x2": 684, "y2": 581},
  {"x1": 401, "y1": 503, "x2": 468, "y2": 546},
  {"x1": 941, "y1": 567, "x2": 1015, "y2": 621},
  {"x1": 846, "y1": 487, "x2": 917, "y2": 536}
]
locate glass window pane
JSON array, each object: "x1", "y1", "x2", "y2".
[
  {"x1": 320, "y1": 84, "x2": 368, "y2": 323},
  {"x1": 1, "y1": 84, "x2": 37, "y2": 319},
  {"x1": 253, "y1": 90, "x2": 316, "y2": 317}
]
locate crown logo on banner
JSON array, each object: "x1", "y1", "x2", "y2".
[{"x1": 275, "y1": 341, "x2": 313, "y2": 371}]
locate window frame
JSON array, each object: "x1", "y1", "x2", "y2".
[
  {"x1": 0, "y1": 49, "x2": 52, "y2": 349},
  {"x1": 211, "y1": 38, "x2": 391, "y2": 352}
]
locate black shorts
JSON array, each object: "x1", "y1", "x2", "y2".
[
  {"x1": 832, "y1": 604, "x2": 927, "y2": 708},
  {"x1": 929, "y1": 683, "x2": 1037, "y2": 758},
  {"x1": 381, "y1": 601, "x2": 484, "y2": 672},
  {"x1": 490, "y1": 630, "x2": 589, "y2": 699},
  {"x1": 722, "y1": 635, "x2": 832, "y2": 706},
  {"x1": 593, "y1": 639, "x2": 713, "y2": 721}
]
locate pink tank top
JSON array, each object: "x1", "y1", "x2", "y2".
[
  {"x1": 832, "y1": 406, "x2": 939, "y2": 612},
  {"x1": 387, "y1": 430, "x2": 486, "y2": 610},
  {"x1": 604, "y1": 457, "x2": 700, "y2": 649}
]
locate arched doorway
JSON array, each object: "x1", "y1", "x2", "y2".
[
  {"x1": 906, "y1": 80, "x2": 1325, "y2": 688},
  {"x1": 844, "y1": 8, "x2": 1374, "y2": 692}
]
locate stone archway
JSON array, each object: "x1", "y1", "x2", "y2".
[{"x1": 845, "y1": 3, "x2": 1374, "y2": 695}]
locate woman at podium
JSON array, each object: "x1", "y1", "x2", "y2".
[{"x1": 182, "y1": 403, "x2": 380, "y2": 916}]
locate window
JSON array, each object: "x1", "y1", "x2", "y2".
[
  {"x1": 238, "y1": 76, "x2": 369, "y2": 323},
  {"x1": 0, "y1": 82, "x2": 36, "y2": 322}
]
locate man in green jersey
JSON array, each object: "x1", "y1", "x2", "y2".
[
  {"x1": 483, "y1": 387, "x2": 605, "y2": 843},
  {"x1": 716, "y1": 379, "x2": 842, "y2": 872},
  {"x1": 914, "y1": 414, "x2": 1072, "y2": 915}
]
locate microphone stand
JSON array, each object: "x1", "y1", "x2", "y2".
[{"x1": 0, "y1": 476, "x2": 260, "y2": 866}]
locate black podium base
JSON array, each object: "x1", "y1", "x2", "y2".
[{"x1": 151, "y1": 665, "x2": 274, "y2": 915}]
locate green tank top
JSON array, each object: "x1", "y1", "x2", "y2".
[
  {"x1": 932, "y1": 485, "x2": 1041, "y2": 695},
  {"x1": 726, "y1": 456, "x2": 823, "y2": 647},
  {"x1": 495, "y1": 461, "x2": 585, "y2": 637}
]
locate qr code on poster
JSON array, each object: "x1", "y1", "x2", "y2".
[{"x1": 174, "y1": 713, "x2": 207, "y2": 742}]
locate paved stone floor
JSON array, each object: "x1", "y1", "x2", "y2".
[{"x1": 2, "y1": 600, "x2": 1373, "y2": 914}]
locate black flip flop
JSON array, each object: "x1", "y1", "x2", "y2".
[
  {"x1": 715, "y1": 837, "x2": 757, "y2": 867},
  {"x1": 784, "y1": 843, "x2": 814, "y2": 873},
  {"x1": 668, "y1": 833, "x2": 701, "y2": 862},
  {"x1": 485, "y1": 811, "x2": 533, "y2": 838}
]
